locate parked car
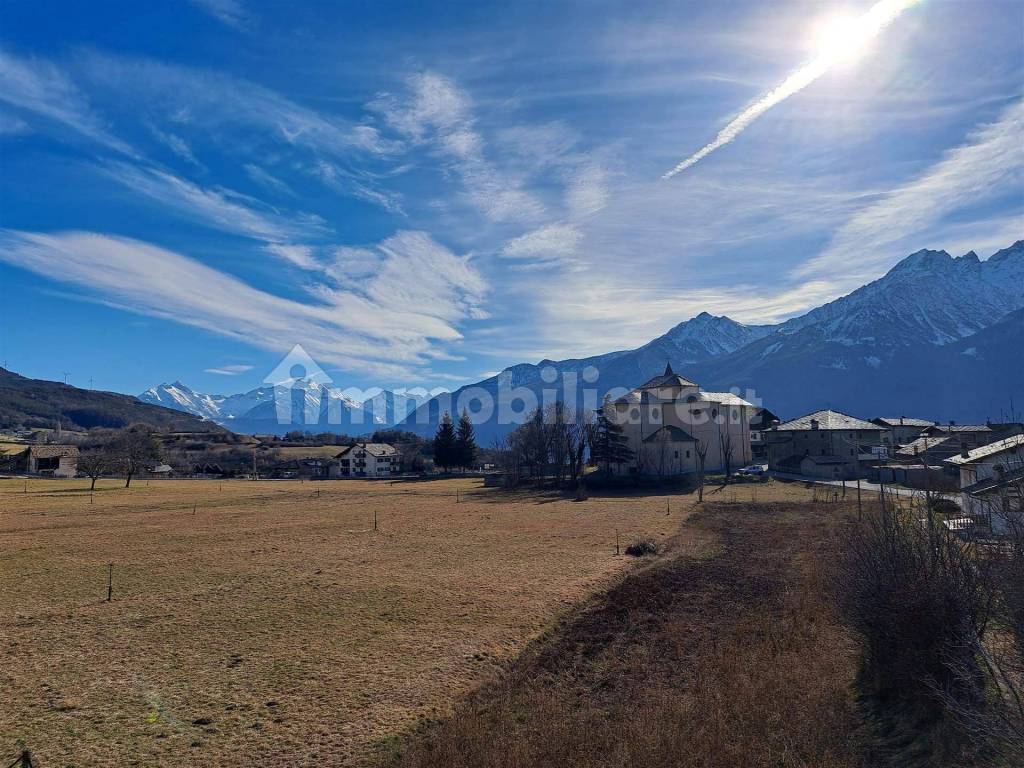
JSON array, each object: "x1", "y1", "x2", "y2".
[{"x1": 736, "y1": 465, "x2": 766, "y2": 476}]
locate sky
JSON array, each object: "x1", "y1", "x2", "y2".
[{"x1": 0, "y1": 0, "x2": 1021, "y2": 398}]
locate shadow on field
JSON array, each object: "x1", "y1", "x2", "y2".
[{"x1": 376, "y1": 499, "x2": 867, "y2": 768}]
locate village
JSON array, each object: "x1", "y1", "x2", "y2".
[{"x1": 3, "y1": 362, "x2": 1022, "y2": 539}]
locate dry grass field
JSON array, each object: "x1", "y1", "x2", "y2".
[{"x1": 0, "y1": 477, "x2": 808, "y2": 767}]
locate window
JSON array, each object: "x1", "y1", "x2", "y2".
[
  {"x1": 674, "y1": 450, "x2": 679, "y2": 458},
  {"x1": 850, "y1": 449, "x2": 855, "y2": 456},
  {"x1": 711, "y1": 408, "x2": 718, "y2": 419},
  {"x1": 652, "y1": 407, "x2": 660, "y2": 420},
  {"x1": 630, "y1": 408, "x2": 640, "y2": 420},
  {"x1": 685, "y1": 450, "x2": 690, "y2": 458},
  {"x1": 686, "y1": 394, "x2": 698, "y2": 403}
]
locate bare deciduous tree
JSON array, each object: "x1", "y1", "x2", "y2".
[{"x1": 695, "y1": 440, "x2": 709, "y2": 502}]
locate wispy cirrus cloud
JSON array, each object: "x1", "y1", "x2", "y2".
[
  {"x1": 372, "y1": 72, "x2": 545, "y2": 223},
  {"x1": 99, "y1": 161, "x2": 329, "y2": 254},
  {"x1": 0, "y1": 230, "x2": 488, "y2": 379},
  {"x1": 0, "y1": 48, "x2": 134, "y2": 155},
  {"x1": 204, "y1": 364, "x2": 254, "y2": 375},
  {"x1": 796, "y1": 99, "x2": 1024, "y2": 282},
  {"x1": 188, "y1": 0, "x2": 253, "y2": 31}
]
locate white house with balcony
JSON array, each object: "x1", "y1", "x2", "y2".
[
  {"x1": 606, "y1": 363, "x2": 757, "y2": 476},
  {"x1": 331, "y1": 443, "x2": 398, "y2": 478},
  {"x1": 945, "y1": 434, "x2": 1024, "y2": 531}
]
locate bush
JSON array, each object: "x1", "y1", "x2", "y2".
[
  {"x1": 838, "y1": 504, "x2": 993, "y2": 761},
  {"x1": 625, "y1": 539, "x2": 658, "y2": 557}
]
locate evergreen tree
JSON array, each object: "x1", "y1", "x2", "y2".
[
  {"x1": 433, "y1": 411, "x2": 457, "y2": 473},
  {"x1": 591, "y1": 408, "x2": 633, "y2": 473},
  {"x1": 455, "y1": 409, "x2": 478, "y2": 471}
]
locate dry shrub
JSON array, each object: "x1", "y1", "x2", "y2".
[
  {"x1": 838, "y1": 502, "x2": 1002, "y2": 765},
  {"x1": 624, "y1": 539, "x2": 657, "y2": 557}
]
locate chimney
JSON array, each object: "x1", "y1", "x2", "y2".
[
  {"x1": 960, "y1": 444, "x2": 970, "y2": 459},
  {"x1": 810, "y1": 418, "x2": 819, "y2": 431},
  {"x1": 900, "y1": 416, "x2": 904, "y2": 425},
  {"x1": 949, "y1": 419, "x2": 956, "y2": 426}
]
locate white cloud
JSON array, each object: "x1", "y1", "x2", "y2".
[
  {"x1": 501, "y1": 224, "x2": 582, "y2": 267},
  {"x1": 373, "y1": 72, "x2": 545, "y2": 223},
  {"x1": 81, "y1": 53, "x2": 400, "y2": 158},
  {"x1": 188, "y1": 0, "x2": 253, "y2": 31},
  {"x1": 797, "y1": 99, "x2": 1024, "y2": 282},
  {"x1": 149, "y1": 126, "x2": 202, "y2": 167},
  {"x1": 0, "y1": 48, "x2": 133, "y2": 155},
  {"x1": 263, "y1": 244, "x2": 321, "y2": 271},
  {"x1": 243, "y1": 163, "x2": 294, "y2": 196},
  {"x1": 204, "y1": 364, "x2": 254, "y2": 375},
  {"x1": 100, "y1": 161, "x2": 329, "y2": 248},
  {"x1": 0, "y1": 229, "x2": 487, "y2": 379}
]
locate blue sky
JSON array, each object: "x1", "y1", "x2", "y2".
[{"x1": 0, "y1": 0, "x2": 1021, "y2": 397}]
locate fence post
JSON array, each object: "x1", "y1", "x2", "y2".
[{"x1": 107, "y1": 563, "x2": 113, "y2": 602}]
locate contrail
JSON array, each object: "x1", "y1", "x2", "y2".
[{"x1": 664, "y1": 0, "x2": 922, "y2": 179}]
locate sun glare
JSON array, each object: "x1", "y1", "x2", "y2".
[{"x1": 811, "y1": 13, "x2": 872, "y2": 63}]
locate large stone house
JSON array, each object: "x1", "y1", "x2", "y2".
[
  {"x1": 606, "y1": 364, "x2": 757, "y2": 476},
  {"x1": 767, "y1": 410, "x2": 886, "y2": 479},
  {"x1": 870, "y1": 416, "x2": 936, "y2": 447},
  {"x1": 331, "y1": 443, "x2": 398, "y2": 478},
  {"x1": 945, "y1": 434, "x2": 1024, "y2": 529}
]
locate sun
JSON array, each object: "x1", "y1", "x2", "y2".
[{"x1": 811, "y1": 13, "x2": 873, "y2": 63}]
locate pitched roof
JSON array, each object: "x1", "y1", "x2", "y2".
[
  {"x1": 872, "y1": 417, "x2": 936, "y2": 428},
  {"x1": 773, "y1": 409, "x2": 884, "y2": 432},
  {"x1": 28, "y1": 445, "x2": 79, "y2": 459},
  {"x1": 896, "y1": 435, "x2": 957, "y2": 459},
  {"x1": 925, "y1": 424, "x2": 992, "y2": 434},
  {"x1": 335, "y1": 442, "x2": 397, "y2": 458},
  {"x1": 637, "y1": 362, "x2": 698, "y2": 390},
  {"x1": 613, "y1": 388, "x2": 753, "y2": 408},
  {"x1": 642, "y1": 425, "x2": 696, "y2": 443},
  {"x1": 945, "y1": 434, "x2": 1024, "y2": 466}
]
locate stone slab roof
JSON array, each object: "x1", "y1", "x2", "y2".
[
  {"x1": 773, "y1": 409, "x2": 884, "y2": 432},
  {"x1": 945, "y1": 434, "x2": 1024, "y2": 466}
]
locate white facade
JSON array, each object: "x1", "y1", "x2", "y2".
[
  {"x1": 946, "y1": 435, "x2": 1024, "y2": 524},
  {"x1": 607, "y1": 364, "x2": 755, "y2": 476},
  {"x1": 332, "y1": 443, "x2": 398, "y2": 478}
]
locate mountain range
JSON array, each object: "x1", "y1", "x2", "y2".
[{"x1": 139, "y1": 241, "x2": 1024, "y2": 438}]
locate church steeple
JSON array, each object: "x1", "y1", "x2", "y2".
[{"x1": 664, "y1": 361, "x2": 674, "y2": 376}]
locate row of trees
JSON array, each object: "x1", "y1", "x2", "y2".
[
  {"x1": 78, "y1": 426, "x2": 163, "y2": 489},
  {"x1": 432, "y1": 410, "x2": 478, "y2": 473}
]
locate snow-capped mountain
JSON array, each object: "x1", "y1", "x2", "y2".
[
  {"x1": 779, "y1": 242, "x2": 1024, "y2": 346},
  {"x1": 397, "y1": 241, "x2": 1024, "y2": 436},
  {"x1": 138, "y1": 379, "x2": 382, "y2": 434}
]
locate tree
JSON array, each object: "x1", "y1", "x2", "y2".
[
  {"x1": 78, "y1": 441, "x2": 113, "y2": 491},
  {"x1": 454, "y1": 409, "x2": 478, "y2": 471},
  {"x1": 719, "y1": 426, "x2": 734, "y2": 479},
  {"x1": 695, "y1": 439, "x2": 709, "y2": 502},
  {"x1": 111, "y1": 426, "x2": 162, "y2": 488},
  {"x1": 433, "y1": 412, "x2": 457, "y2": 473},
  {"x1": 591, "y1": 407, "x2": 633, "y2": 474}
]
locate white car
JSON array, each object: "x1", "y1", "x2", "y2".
[{"x1": 736, "y1": 465, "x2": 766, "y2": 476}]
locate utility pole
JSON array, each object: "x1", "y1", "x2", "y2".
[{"x1": 252, "y1": 447, "x2": 258, "y2": 480}]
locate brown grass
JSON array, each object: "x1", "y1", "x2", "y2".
[
  {"x1": 0, "y1": 477, "x2": 813, "y2": 766},
  {"x1": 386, "y1": 496, "x2": 866, "y2": 768}
]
